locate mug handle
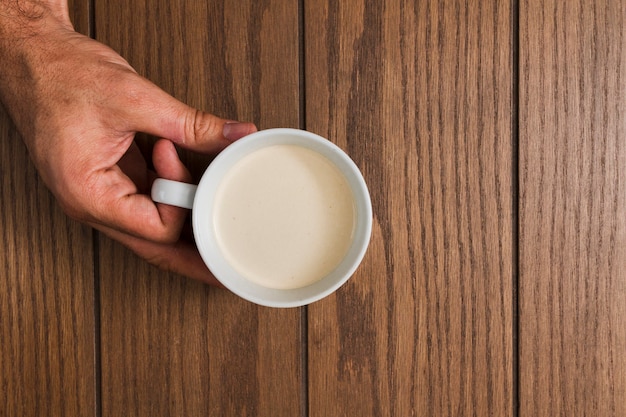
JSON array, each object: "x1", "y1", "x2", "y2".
[{"x1": 151, "y1": 178, "x2": 198, "y2": 210}]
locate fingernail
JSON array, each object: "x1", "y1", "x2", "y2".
[{"x1": 223, "y1": 122, "x2": 256, "y2": 142}]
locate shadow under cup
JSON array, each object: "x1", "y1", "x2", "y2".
[{"x1": 160, "y1": 128, "x2": 372, "y2": 308}]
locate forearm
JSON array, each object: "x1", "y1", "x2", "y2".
[
  {"x1": 0, "y1": 0, "x2": 70, "y2": 34},
  {"x1": 0, "y1": 0, "x2": 72, "y2": 139},
  {"x1": 0, "y1": 2, "x2": 69, "y2": 58}
]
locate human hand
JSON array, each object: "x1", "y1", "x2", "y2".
[{"x1": 0, "y1": 0, "x2": 256, "y2": 284}]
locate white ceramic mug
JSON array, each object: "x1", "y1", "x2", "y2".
[{"x1": 151, "y1": 128, "x2": 372, "y2": 307}]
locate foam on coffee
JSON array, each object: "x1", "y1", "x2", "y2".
[{"x1": 213, "y1": 144, "x2": 355, "y2": 290}]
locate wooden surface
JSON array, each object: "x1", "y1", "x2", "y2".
[
  {"x1": 305, "y1": 1, "x2": 513, "y2": 415},
  {"x1": 0, "y1": 1, "x2": 624, "y2": 416},
  {"x1": 0, "y1": 2, "x2": 95, "y2": 417},
  {"x1": 519, "y1": 0, "x2": 626, "y2": 415}
]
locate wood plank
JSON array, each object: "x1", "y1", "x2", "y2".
[
  {"x1": 0, "y1": 1, "x2": 95, "y2": 416},
  {"x1": 305, "y1": 0, "x2": 513, "y2": 415},
  {"x1": 93, "y1": 0, "x2": 303, "y2": 415},
  {"x1": 519, "y1": 1, "x2": 626, "y2": 415}
]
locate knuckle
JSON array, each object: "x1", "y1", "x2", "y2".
[
  {"x1": 186, "y1": 110, "x2": 222, "y2": 146},
  {"x1": 152, "y1": 226, "x2": 180, "y2": 244},
  {"x1": 119, "y1": 75, "x2": 148, "y2": 107},
  {"x1": 145, "y1": 247, "x2": 180, "y2": 273}
]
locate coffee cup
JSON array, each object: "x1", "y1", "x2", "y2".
[{"x1": 151, "y1": 128, "x2": 372, "y2": 307}]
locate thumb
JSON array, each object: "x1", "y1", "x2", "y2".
[{"x1": 124, "y1": 77, "x2": 256, "y2": 153}]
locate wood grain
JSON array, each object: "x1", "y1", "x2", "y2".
[
  {"x1": 0, "y1": 2, "x2": 95, "y2": 416},
  {"x1": 305, "y1": 0, "x2": 513, "y2": 415},
  {"x1": 3, "y1": 0, "x2": 625, "y2": 415},
  {"x1": 519, "y1": 1, "x2": 626, "y2": 415},
  {"x1": 93, "y1": 0, "x2": 303, "y2": 416}
]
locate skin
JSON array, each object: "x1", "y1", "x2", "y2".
[{"x1": 0, "y1": 0, "x2": 257, "y2": 285}]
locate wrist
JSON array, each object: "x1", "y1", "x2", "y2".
[
  {"x1": 0, "y1": 1, "x2": 72, "y2": 40},
  {"x1": 0, "y1": 1, "x2": 73, "y2": 140}
]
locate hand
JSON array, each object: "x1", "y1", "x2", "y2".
[{"x1": 0, "y1": 1, "x2": 256, "y2": 284}]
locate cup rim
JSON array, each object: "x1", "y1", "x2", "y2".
[{"x1": 193, "y1": 128, "x2": 372, "y2": 308}]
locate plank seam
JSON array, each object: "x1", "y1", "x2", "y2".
[
  {"x1": 298, "y1": 1, "x2": 309, "y2": 416},
  {"x1": 511, "y1": 0, "x2": 521, "y2": 416}
]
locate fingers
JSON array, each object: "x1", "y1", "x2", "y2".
[
  {"x1": 94, "y1": 142, "x2": 228, "y2": 285},
  {"x1": 88, "y1": 140, "x2": 191, "y2": 243},
  {"x1": 151, "y1": 139, "x2": 193, "y2": 236},
  {"x1": 93, "y1": 221, "x2": 223, "y2": 287},
  {"x1": 91, "y1": 168, "x2": 183, "y2": 242},
  {"x1": 74, "y1": 141, "x2": 220, "y2": 284},
  {"x1": 120, "y1": 77, "x2": 257, "y2": 153},
  {"x1": 152, "y1": 138, "x2": 190, "y2": 180}
]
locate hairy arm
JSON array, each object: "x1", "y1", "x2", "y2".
[{"x1": 0, "y1": 0, "x2": 256, "y2": 284}]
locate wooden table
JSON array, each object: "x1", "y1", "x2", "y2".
[{"x1": 1, "y1": 0, "x2": 624, "y2": 415}]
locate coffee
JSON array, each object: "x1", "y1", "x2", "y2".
[
  {"x1": 213, "y1": 144, "x2": 355, "y2": 289},
  {"x1": 152, "y1": 128, "x2": 371, "y2": 307}
]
